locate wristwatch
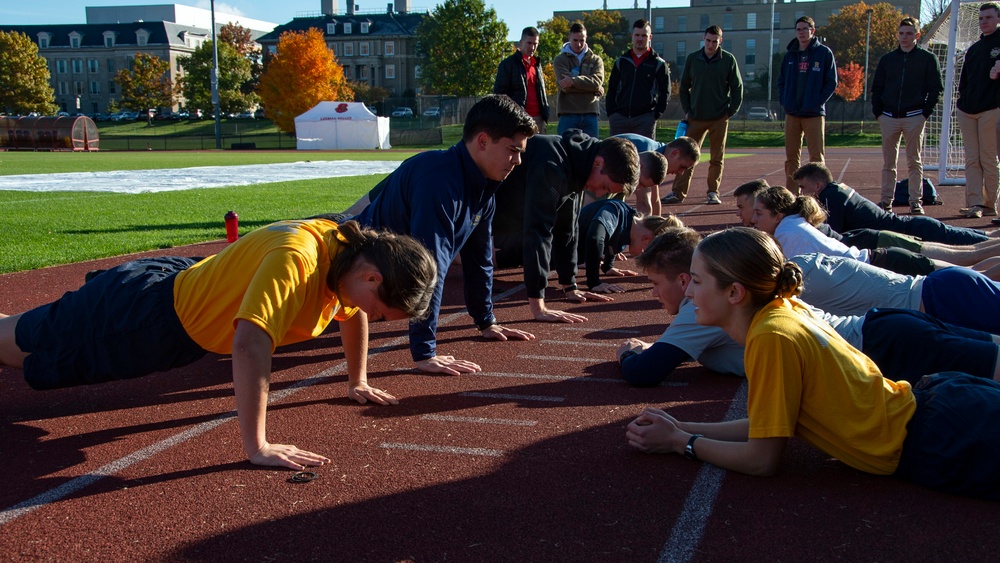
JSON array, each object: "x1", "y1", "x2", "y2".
[{"x1": 684, "y1": 434, "x2": 703, "y2": 460}]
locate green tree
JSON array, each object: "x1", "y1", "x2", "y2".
[
  {"x1": 415, "y1": 0, "x2": 509, "y2": 96},
  {"x1": 115, "y1": 52, "x2": 176, "y2": 121},
  {"x1": 179, "y1": 40, "x2": 257, "y2": 115},
  {"x1": 0, "y1": 30, "x2": 57, "y2": 115},
  {"x1": 219, "y1": 22, "x2": 263, "y2": 97},
  {"x1": 536, "y1": 16, "x2": 569, "y2": 66},
  {"x1": 349, "y1": 81, "x2": 390, "y2": 108},
  {"x1": 820, "y1": 2, "x2": 906, "y2": 68}
]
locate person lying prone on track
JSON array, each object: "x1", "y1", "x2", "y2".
[
  {"x1": 616, "y1": 227, "x2": 1000, "y2": 386},
  {"x1": 0, "y1": 219, "x2": 436, "y2": 470},
  {"x1": 626, "y1": 227, "x2": 1000, "y2": 501}
]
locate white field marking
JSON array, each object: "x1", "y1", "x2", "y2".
[
  {"x1": 518, "y1": 355, "x2": 601, "y2": 363},
  {"x1": 380, "y1": 443, "x2": 504, "y2": 457},
  {"x1": 476, "y1": 371, "x2": 688, "y2": 386},
  {"x1": 540, "y1": 339, "x2": 618, "y2": 347},
  {"x1": 836, "y1": 159, "x2": 851, "y2": 183},
  {"x1": 0, "y1": 285, "x2": 533, "y2": 525},
  {"x1": 558, "y1": 326, "x2": 642, "y2": 335},
  {"x1": 420, "y1": 414, "x2": 537, "y2": 426},
  {"x1": 459, "y1": 391, "x2": 565, "y2": 402},
  {"x1": 657, "y1": 380, "x2": 749, "y2": 563}
]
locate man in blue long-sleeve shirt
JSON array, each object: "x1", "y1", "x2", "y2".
[{"x1": 353, "y1": 95, "x2": 538, "y2": 375}]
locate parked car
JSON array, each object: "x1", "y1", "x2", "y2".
[
  {"x1": 364, "y1": 105, "x2": 378, "y2": 115},
  {"x1": 422, "y1": 107, "x2": 441, "y2": 118},
  {"x1": 56, "y1": 111, "x2": 70, "y2": 117},
  {"x1": 254, "y1": 108, "x2": 266, "y2": 119},
  {"x1": 235, "y1": 111, "x2": 255, "y2": 119},
  {"x1": 747, "y1": 107, "x2": 775, "y2": 121},
  {"x1": 190, "y1": 109, "x2": 204, "y2": 120},
  {"x1": 391, "y1": 107, "x2": 414, "y2": 118}
]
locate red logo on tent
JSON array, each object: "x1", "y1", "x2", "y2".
[{"x1": 335, "y1": 103, "x2": 349, "y2": 113}]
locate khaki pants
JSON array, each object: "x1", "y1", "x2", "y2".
[
  {"x1": 672, "y1": 117, "x2": 729, "y2": 198},
  {"x1": 784, "y1": 115, "x2": 826, "y2": 191},
  {"x1": 957, "y1": 108, "x2": 1000, "y2": 210},
  {"x1": 879, "y1": 114, "x2": 927, "y2": 205}
]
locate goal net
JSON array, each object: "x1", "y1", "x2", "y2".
[{"x1": 922, "y1": 0, "x2": 983, "y2": 186}]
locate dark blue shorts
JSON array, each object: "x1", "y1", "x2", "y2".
[
  {"x1": 895, "y1": 372, "x2": 1000, "y2": 500},
  {"x1": 15, "y1": 257, "x2": 207, "y2": 390},
  {"x1": 861, "y1": 308, "x2": 996, "y2": 384},
  {"x1": 922, "y1": 267, "x2": 1000, "y2": 334}
]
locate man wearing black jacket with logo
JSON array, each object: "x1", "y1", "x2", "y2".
[
  {"x1": 872, "y1": 17, "x2": 943, "y2": 216},
  {"x1": 607, "y1": 19, "x2": 671, "y2": 139}
]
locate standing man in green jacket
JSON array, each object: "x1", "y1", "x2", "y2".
[
  {"x1": 872, "y1": 17, "x2": 943, "y2": 216},
  {"x1": 663, "y1": 25, "x2": 742, "y2": 206}
]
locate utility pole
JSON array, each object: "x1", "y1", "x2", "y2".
[{"x1": 211, "y1": 0, "x2": 222, "y2": 149}]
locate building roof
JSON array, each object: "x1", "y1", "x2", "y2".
[
  {"x1": 1, "y1": 22, "x2": 212, "y2": 49},
  {"x1": 257, "y1": 12, "x2": 425, "y2": 43}
]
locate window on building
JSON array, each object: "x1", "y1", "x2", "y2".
[
  {"x1": 654, "y1": 42, "x2": 663, "y2": 53},
  {"x1": 107, "y1": 59, "x2": 115, "y2": 72},
  {"x1": 104, "y1": 31, "x2": 116, "y2": 47},
  {"x1": 343, "y1": 65, "x2": 353, "y2": 79},
  {"x1": 58, "y1": 81, "x2": 68, "y2": 95},
  {"x1": 344, "y1": 23, "x2": 352, "y2": 34},
  {"x1": 414, "y1": 65, "x2": 421, "y2": 78},
  {"x1": 360, "y1": 42, "x2": 369, "y2": 56},
  {"x1": 723, "y1": 14, "x2": 733, "y2": 31},
  {"x1": 327, "y1": 23, "x2": 337, "y2": 35},
  {"x1": 747, "y1": 13, "x2": 757, "y2": 30},
  {"x1": 74, "y1": 81, "x2": 84, "y2": 96},
  {"x1": 136, "y1": 29, "x2": 149, "y2": 46},
  {"x1": 57, "y1": 59, "x2": 67, "y2": 74},
  {"x1": 108, "y1": 80, "x2": 116, "y2": 94},
  {"x1": 774, "y1": 12, "x2": 781, "y2": 28},
  {"x1": 723, "y1": 38, "x2": 732, "y2": 51},
  {"x1": 90, "y1": 80, "x2": 100, "y2": 95},
  {"x1": 330, "y1": 43, "x2": 337, "y2": 56},
  {"x1": 676, "y1": 16, "x2": 686, "y2": 33},
  {"x1": 88, "y1": 59, "x2": 98, "y2": 73},
  {"x1": 72, "y1": 59, "x2": 83, "y2": 73},
  {"x1": 746, "y1": 38, "x2": 756, "y2": 65},
  {"x1": 70, "y1": 33, "x2": 81, "y2": 48},
  {"x1": 385, "y1": 41, "x2": 395, "y2": 56},
  {"x1": 360, "y1": 65, "x2": 369, "y2": 80},
  {"x1": 655, "y1": 16, "x2": 665, "y2": 32},
  {"x1": 268, "y1": 45, "x2": 276, "y2": 54},
  {"x1": 676, "y1": 41, "x2": 687, "y2": 69},
  {"x1": 385, "y1": 64, "x2": 395, "y2": 79},
  {"x1": 361, "y1": 22, "x2": 369, "y2": 33},
  {"x1": 38, "y1": 33, "x2": 50, "y2": 48},
  {"x1": 344, "y1": 43, "x2": 354, "y2": 57},
  {"x1": 700, "y1": 14, "x2": 709, "y2": 29},
  {"x1": 795, "y1": 10, "x2": 805, "y2": 20}
]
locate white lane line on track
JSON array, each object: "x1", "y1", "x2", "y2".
[
  {"x1": 459, "y1": 391, "x2": 565, "y2": 402},
  {"x1": 0, "y1": 283, "x2": 531, "y2": 526},
  {"x1": 836, "y1": 159, "x2": 851, "y2": 183},
  {"x1": 540, "y1": 339, "x2": 617, "y2": 347},
  {"x1": 477, "y1": 372, "x2": 688, "y2": 386},
  {"x1": 657, "y1": 380, "x2": 749, "y2": 563},
  {"x1": 518, "y1": 354, "x2": 602, "y2": 362},
  {"x1": 558, "y1": 326, "x2": 642, "y2": 335},
  {"x1": 420, "y1": 414, "x2": 537, "y2": 426},
  {"x1": 380, "y1": 443, "x2": 504, "y2": 457}
]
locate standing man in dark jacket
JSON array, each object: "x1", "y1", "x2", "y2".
[
  {"x1": 956, "y1": 2, "x2": 1000, "y2": 220},
  {"x1": 778, "y1": 16, "x2": 837, "y2": 191},
  {"x1": 492, "y1": 132, "x2": 640, "y2": 323},
  {"x1": 872, "y1": 17, "x2": 944, "y2": 216},
  {"x1": 607, "y1": 19, "x2": 671, "y2": 139},
  {"x1": 668, "y1": 25, "x2": 743, "y2": 206},
  {"x1": 494, "y1": 27, "x2": 550, "y2": 134}
]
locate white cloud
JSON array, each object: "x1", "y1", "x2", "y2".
[{"x1": 191, "y1": 0, "x2": 246, "y2": 18}]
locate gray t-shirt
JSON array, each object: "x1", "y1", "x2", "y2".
[
  {"x1": 658, "y1": 298, "x2": 745, "y2": 376},
  {"x1": 791, "y1": 253, "x2": 924, "y2": 316}
]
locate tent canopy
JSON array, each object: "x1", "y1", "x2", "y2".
[{"x1": 294, "y1": 102, "x2": 390, "y2": 150}]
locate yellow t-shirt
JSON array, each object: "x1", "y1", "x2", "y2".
[
  {"x1": 173, "y1": 219, "x2": 359, "y2": 354},
  {"x1": 745, "y1": 298, "x2": 917, "y2": 475}
]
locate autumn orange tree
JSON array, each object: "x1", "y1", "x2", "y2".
[
  {"x1": 834, "y1": 62, "x2": 865, "y2": 101},
  {"x1": 257, "y1": 28, "x2": 353, "y2": 133}
]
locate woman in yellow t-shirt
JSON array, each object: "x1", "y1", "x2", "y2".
[
  {"x1": 0, "y1": 219, "x2": 437, "y2": 471},
  {"x1": 626, "y1": 226, "x2": 1000, "y2": 500}
]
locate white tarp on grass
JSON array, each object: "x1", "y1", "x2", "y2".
[
  {"x1": 0, "y1": 160, "x2": 402, "y2": 194},
  {"x1": 295, "y1": 102, "x2": 391, "y2": 150}
]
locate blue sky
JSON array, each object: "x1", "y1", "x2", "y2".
[{"x1": 1, "y1": 0, "x2": 690, "y2": 41}]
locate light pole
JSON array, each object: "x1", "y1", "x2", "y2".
[
  {"x1": 862, "y1": 8, "x2": 873, "y2": 134},
  {"x1": 768, "y1": 0, "x2": 775, "y2": 117},
  {"x1": 211, "y1": 0, "x2": 222, "y2": 149}
]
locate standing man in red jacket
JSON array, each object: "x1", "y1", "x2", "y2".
[{"x1": 494, "y1": 27, "x2": 550, "y2": 134}]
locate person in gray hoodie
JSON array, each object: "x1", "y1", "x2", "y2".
[{"x1": 552, "y1": 22, "x2": 605, "y2": 137}]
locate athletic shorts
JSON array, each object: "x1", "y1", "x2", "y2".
[
  {"x1": 876, "y1": 230, "x2": 922, "y2": 253},
  {"x1": 15, "y1": 256, "x2": 207, "y2": 390},
  {"x1": 922, "y1": 266, "x2": 1000, "y2": 334},
  {"x1": 869, "y1": 247, "x2": 934, "y2": 275},
  {"x1": 896, "y1": 372, "x2": 1000, "y2": 500}
]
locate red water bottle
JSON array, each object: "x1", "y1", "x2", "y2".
[{"x1": 224, "y1": 210, "x2": 239, "y2": 242}]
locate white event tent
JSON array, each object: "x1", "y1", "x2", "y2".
[{"x1": 294, "y1": 102, "x2": 391, "y2": 150}]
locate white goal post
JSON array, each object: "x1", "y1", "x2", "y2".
[{"x1": 922, "y1": 0, "x2": 984, "y2": 186}]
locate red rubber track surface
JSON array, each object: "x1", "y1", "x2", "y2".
[{"x1": 1, "y1": 148, "x2": 997, "y2": 562}]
